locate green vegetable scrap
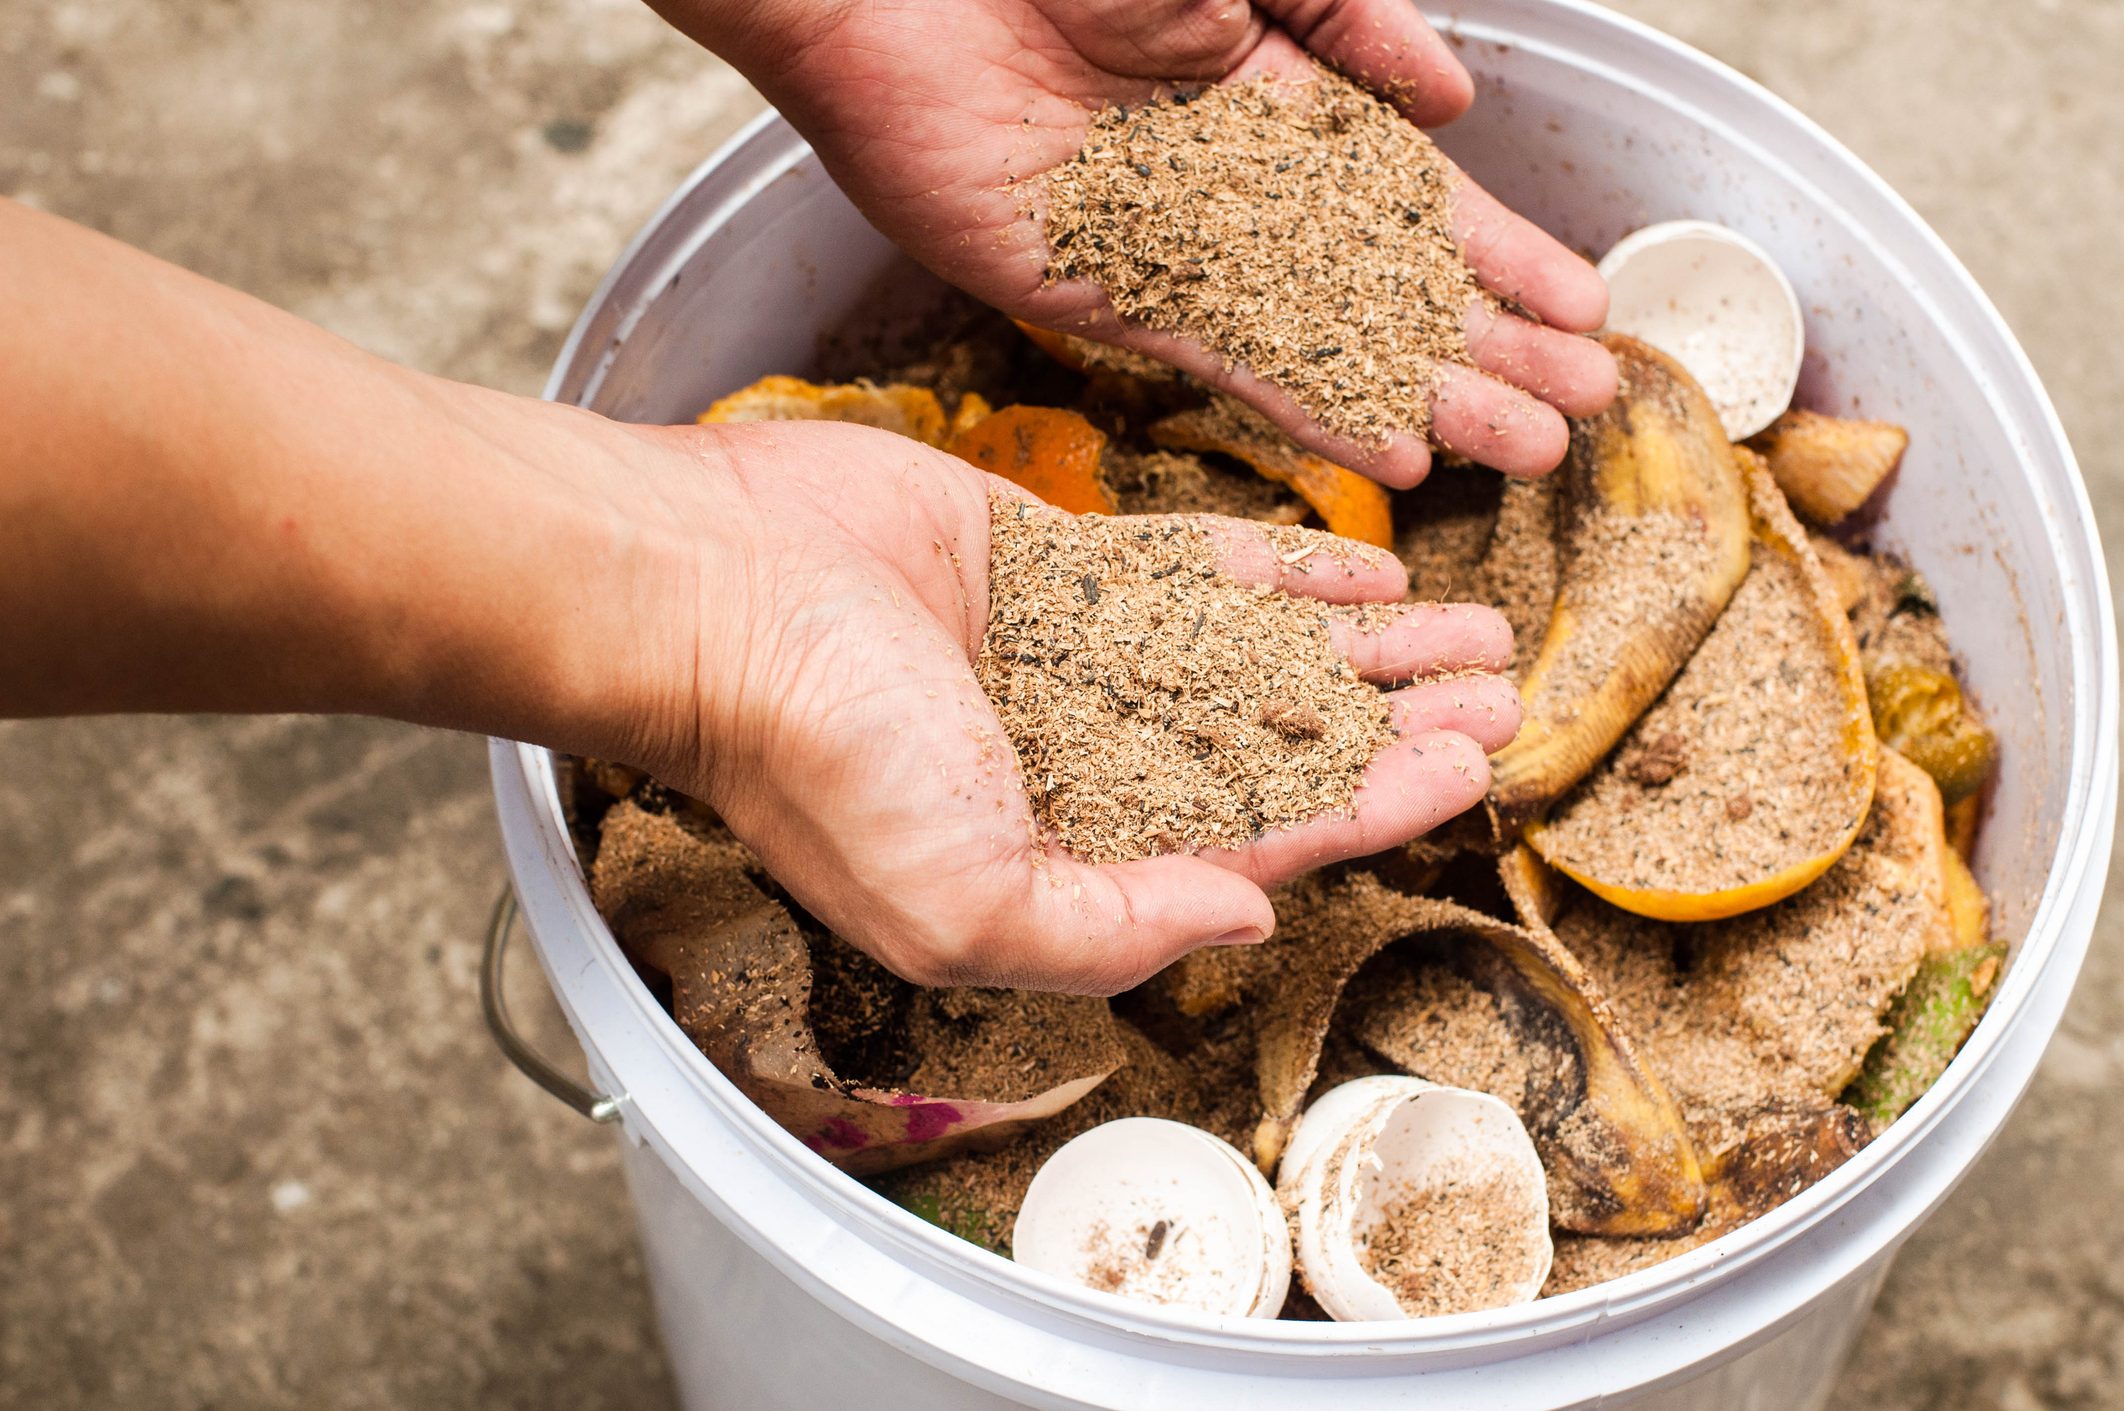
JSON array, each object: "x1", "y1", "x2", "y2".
[
  {"x1": 1844, "y1": 940, "x2": 2007, "y2": 1127},
  {"x1": 884, "y1": 1184, "x2": 1009, "y2": 1255}
]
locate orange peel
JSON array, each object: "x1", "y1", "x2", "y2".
[
  {"x1": 1148, "y1": 400, "x2": 1394, "y2": 549},
  {"x1": 947, "y1": 404, "x2": 1118, "y2": 516},
  {"x1": 1011, "y1": 319, "x2": 1179, "y2": 384},
  {"x1": 698, "y1": 374, "x2": 951, "y2": 446},
  {"x1": 1525, "y1": 452, "x2": 1881, "y2": 921}
]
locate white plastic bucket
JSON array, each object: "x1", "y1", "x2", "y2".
[{"x1": 490, "y1": 3, "x2": 2117, "y2": 1406}]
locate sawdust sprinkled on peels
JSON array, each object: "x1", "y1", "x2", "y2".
[
  {"x1": 1535, "y1": 549, "x2": 1860, "y2": 894},
  {"x1": 1525, "y1": 507, "x2": 1720, "y2": 711},
  {"x1": 976, "y1": 495, "x2": 1395, "y2": 865},
  {"x1": 1040, "y1": 64, "x2": 1483, "y2": 446}
]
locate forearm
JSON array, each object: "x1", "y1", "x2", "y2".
[{"x1": 0, "y1": 199, "x2": 690, "y2": 755}]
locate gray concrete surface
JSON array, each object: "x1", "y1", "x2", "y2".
[{"x1": 0, "y1": 1, "x2": 2116, "y2": 1406}]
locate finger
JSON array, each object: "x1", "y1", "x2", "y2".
[
  {"x1": 1085, "y1": 317, "x2": 1438, "y2": 488},
  {"x1": 1196, "y1": 516, "x2": 1409, "y2": 600},
  {"x1": 1465, "y1": 301, "x2": 1619, "y2": 418},
  {"x1": 1256, "y1": 0, "x2": 1475, "y2": 125},
  {"x1": 1386, "y1": 673, "x2": 1522, "y2": 755},
  {"x1": 1198, "y1": 727, "x2": 1492, "y2": 887},
  {"x1": 1037, "y1": 0, "x2": 1267, "y2": 80},
  {"x1": 1329, "y1": 601, "x2": 1514, "y2": 682},
  {"x1": 1451, "y1": 173, "x2": 1609, "y2": 333},
  {"x1": 1009, "y1": 852, "x2": 1276, "y2": 995},
  {"x1": 1070, "y1": 309, "x2": 1566, "y2": 481},
  {"x1": 1429, "y1": 362, "x2": 1572, "y2": 478}
]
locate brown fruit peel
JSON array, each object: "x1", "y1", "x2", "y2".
[
  {"x1": 592, "y1": 804, "x2": 1124, "y2": 1177},
  {"x1": 948, "y1": 404, "x2": 1119, "y2": 516},
  {"x1": 1148, "y1": 401, "x2": 1396, "y2": 549},
  {"x1": 1492, "y1": 848, "x2": 1709, "y2": 1235},
  {"x1": 1525, "y1": 451, "x2": 1881, "y2": 921},
  {"x1": 1487, "y1": 336, "x2": 1753, "y2": 836},
  {"x1": 1747, "y1": 408, "x2": 1909, "y2": 527},
  {"x1": 1699, "y1": 1102, "x2": 1869, "y2": 1227},
  {"x1": 698, "y1": 374, "x2": 952, "y2": 446}
]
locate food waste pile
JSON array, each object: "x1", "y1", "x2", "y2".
[{"x1": 567, "y1": 72, "x2": 2003, "y2": 1322}]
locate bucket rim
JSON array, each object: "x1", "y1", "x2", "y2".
[{"x1": 514, "y1": 0, "x2": 2118, "y2": 1363}]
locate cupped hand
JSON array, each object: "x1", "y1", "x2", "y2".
[
  {"x1": 611, "y1": 418, "x2": 1519, "y2": 993},
  {"x1": 656, "y1": 0, "x2": 1615, "y2": 485}
]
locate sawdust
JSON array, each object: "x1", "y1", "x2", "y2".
[
  {"x1": 1470, "y1": 478, "x2": 1559, "y2": 680},
  {"x1": 1360, "y1": 1160, "x2": 1547, "y2": 1317},
  {"x1": 875, "y1": 1019, "x2": 1256, "y2": 1255},
  {"x1": 1344, "y1": 957, "x2": 1533, "y2": 1107},
  {"x1": 1104, "y1": 445, "x2": 1302, "y2": 521},
  {"x1": 1396, "y1": 462, "x2": 1506, "y2": 607},
  {"x1": 1041, "y1": 65, "x2": 1481, "y2": 445},
  {"x1": 1526, "y1": 507, "x2": 1723, "y2": 711},
  {"x1": 978, "y1": 496, "x2": 1394, "y2": 864}
]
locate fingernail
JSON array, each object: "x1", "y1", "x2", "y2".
[{"x1": 1210, "y1": 927, "x2": 1267, "y2": 947}]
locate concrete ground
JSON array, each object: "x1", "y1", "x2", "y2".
[{"x1": 0, "y1": 1, "x2": 2116, "y2": 1406}]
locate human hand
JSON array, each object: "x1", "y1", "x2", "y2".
[
  {"x1": 610, "y1": 419, "x2": 1520, "y2": 992},
  {"x1": 654, "y1": 0, "x2": 1616, "y2": 485}
]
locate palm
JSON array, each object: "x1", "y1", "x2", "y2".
[
  {"x1": 640, "y1": 421, "x2": 1519, "y2": 992},
  {"x1": 697, "y1": 0, "x2": 1616, "y2": 484}
]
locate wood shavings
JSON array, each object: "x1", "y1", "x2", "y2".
[
  {"x1": 1041, "y1": 65, "x2": 1482, "y2": 445},
  {"x1": 977, "y1": 496, "x2": 1393, "y2": 864}
]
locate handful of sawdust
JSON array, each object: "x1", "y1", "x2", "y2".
[
  {"x1": 976, "y1": 496, "x2": 1395, "y2": 865},
  {"x1": 1040, "y1": 64, "x2": 1483, "y2": 446}
]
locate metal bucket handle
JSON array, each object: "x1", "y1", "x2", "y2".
[{"x1": 482, "y1": 890, "x2": 625, "y2": 1124}]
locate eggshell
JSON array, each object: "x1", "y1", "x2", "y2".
[
  {"x1": 1014, "y1": 1118, "x2": 1291, "y2": 1318},
  {"x1": 1277, "y1": 1079, "x2": 1552, "y2": 1321},
  {"x1": 1599, "y1": 219, "x2": 1805, "y2": 439}
]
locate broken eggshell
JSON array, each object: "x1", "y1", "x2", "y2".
[
  {"x1": 1597, "y1": 220, "x2": 1804, "y2": 439},
  {"x1": 1276, "y1": 1077, "x2": 1552, "y2": 1321},
  {"x1": 1012, "y1": 1118, "x2": 1291, "y2": 1318}
]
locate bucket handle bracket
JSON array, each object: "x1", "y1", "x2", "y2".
[{"x1": 482, "y1": 889, "x2": 626, "y2": 1125}]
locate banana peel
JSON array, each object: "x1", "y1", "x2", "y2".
[
  {"x1": 1253, "y1": 869, "x2": 1705, "y2": 1236},
  {"x1": 1487, "y1": 335, "x2": 1752, "y2": 836},
  {"x1": 1944, "y1": 793, "x2": 1982, "y2": 859},
  {"x1": 698, "y1": 374, "x2": 952, "y2": 445},
  {"x1": 947, "y1": 404, "x2": 1118, "y2": 516},
  {"x1": 1148, "y1": 399, "x2": 1395, "y2": 549},
  {"x1": 590, "y1": 801, "x2": 1124, "y2": 1176},
  {"x1": 1525, "y1": 451, "x2": 1880, "y2": 921},
  {"x1": 1545, "y1": 1099, "x2": 1869, "y2": 1293}
]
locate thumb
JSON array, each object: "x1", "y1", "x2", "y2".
[{"x1": 1007, "y1": 851, "x2": 1275, "y2": 995}]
